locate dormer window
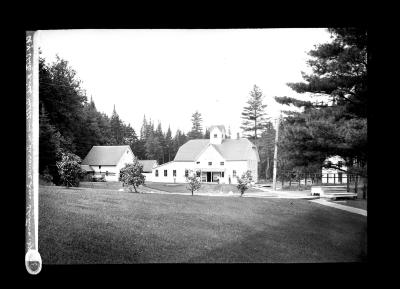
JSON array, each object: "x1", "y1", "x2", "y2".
[{"x1": 214, "y1": 134, "x2": 217, "y2": 138}]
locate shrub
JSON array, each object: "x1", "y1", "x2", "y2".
[
  {"x1": 236, "y1": 170, "x2": 253, "y2": 197},
  {"x1": 119, "y1": 158, "x2": 145, "y2": 193},
  {"x1": 56, "y1": 152, "x2": 84, "y2": 188},
  {"x1": 186, "y1": 170, "x2": 201, "y2": 196},
  {"x1": 41, "y1": 166, "x2": 53, "y2": 184}
]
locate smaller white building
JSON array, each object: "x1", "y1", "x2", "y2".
[
  {"x1": 138, "y1": 160, "x2": 158, "y2": 182},
  {"x1": 322, "y1": 155, "x2": 347, "y2": 184},
  {"x1": 81, "y1": 145, "x2": 135, "y2": 182}
]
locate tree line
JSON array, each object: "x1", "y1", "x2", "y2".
[
  {"x1": 39, "y1": 54, "x2": 211, "y2": 184},
  {"x1": 39, "y1": 28, "x2": 367, "y2": 185}
]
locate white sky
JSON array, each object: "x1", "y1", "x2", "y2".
[{"x1": 37, "y1": 28, "x2": 332, "y2": 137}]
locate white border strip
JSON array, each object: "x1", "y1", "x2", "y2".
[
  {"x1": 26, "y1": 31, "x2": 42, "y2": 275},
  {"x1": 310, "y1": 199, "x2": 367, "y2": 216}
]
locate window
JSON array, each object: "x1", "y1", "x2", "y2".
[
  {"x1": 222, "y1": 172, "x2": 224, "y2": 178},
  {"x1": 208, "y1": 162, "x2": 212, "y2": 166},
  {"x1": 173, "y1": 170, "x2": 176, "y2": 177},
  {"x1": 155, "y1": 170, "x2": 159, "y2": 177},
  {"x1": 233, "y1": 170, "x2": 237, "y2": 177},
  {"x1": 164, "y1": 170, "x2": 167, "y2": 177},
  {"x1": 196, "y1": 161, "x2": 200, "y2": 164},
  {"x1": 185, "y1": 169, "x2": 188, "y2": 177},
  {"x1": 214, "y1": 134, "x2": 217, "y2": 138},
  {"x1": 196, "y1": 171, "x2": 200, "y2": 177},
  {"x1": 106, "y1": 171, "x2": 108, "y2": 176},
  {"x1": 337, "y1": 161, "x2": 343, "y2": 168},
  {"x1": 220, "y1": 162, "x2": 224, "y2": 165},
  {"x1": 99, "y1": 165, "x2": 102, "y2": 170}
]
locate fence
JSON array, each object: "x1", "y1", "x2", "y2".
[{"x1": 278, "y1": 172, "x2": 367, "y2": 198}]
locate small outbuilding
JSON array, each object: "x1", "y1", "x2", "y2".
[
  {"x1": 138, "y1": 160, "x2": 158, "y2": 182},
  {"x1": 81, "y1": 145, "x2": 135, "y2": 182},
  {"x1": 322, "y1": 155, "x2": 347, "y2": 184}
]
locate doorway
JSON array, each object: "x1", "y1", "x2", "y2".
[{"x1": 207, "y1": 172, "x2": 212, "y2": 182}]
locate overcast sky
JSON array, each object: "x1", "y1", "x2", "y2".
[{"x1": 37, "y1": 28, "x2": 332, "y2": 137}]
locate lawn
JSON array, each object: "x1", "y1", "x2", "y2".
[
  {"x1": 144, "y1": 182, "x2": 263, "y2": 194},
  {"x1": 39, "y1": 185, "x2": 367, "y2": 263},
  {"x1": 329, "y1": 199, "x2": 367, "y2": 210}
]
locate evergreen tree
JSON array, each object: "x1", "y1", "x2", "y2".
[
  {"x1": 140, "y1": 115, "x2": 148, "y2": 140},
  {"x1": 240, "y1": 85, "x2": 268, "y2": 139},
  {"x1": 110, "y1": 105, "x2": 124, "y2": 144},
  {"x1": 203, "y1": 127, "x2": 210, "y2": 139},
  {"x1": 122, "y1": 124, "x2": 140, "y2": 154},
  {"x1": 154, "y1": 122, "x2": 166, "y2": 164},
  {"x1": 257, "y1": 121, "x2": 276, "y2": 180},
  {"x1": 39, "y1": 105, "x2": 62, "y2": 184},
  {"x1": 275, "y1": 28, "x2": 367, "y2": 175},
  {"x1": 188, "y1": 111, "x2": 203, "y2": 139},
  {"x1": 165, "y1": 126, "x2": 173, "y2": 162}
]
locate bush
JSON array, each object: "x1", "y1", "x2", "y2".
[
  {"x1": 41, "y1": 166, "x2": 53, "y2": 184},
  {"x1": 56, "y1": 152, "x2": 84, "y2": 188},
  {"x1": 186, "y1": 170, "x2": 201, "y2": 196},
  {"x1": 236, "y1": 170, "x2": 253, "y2": 197},
  {"x1": 119, "y1": 158, "x2": 145, "y2": 192}
]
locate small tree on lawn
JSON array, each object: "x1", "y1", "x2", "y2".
[
  {"x1": 119, "y1": 158, "x2": 145, "y2": 193},
  {"x1": 56, "y1": 152, "x2": 84, "y2": 188},
  {"x1": 186, "y1": 170, "x2": 201, "y2": 196},
  {"x1": 236, "y1": 170, "x2": 253, "y2": 197}
]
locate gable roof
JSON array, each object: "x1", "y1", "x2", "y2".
[
  {"x1": 81, "y1": 165, "x2": 94, "y2": 172},
  {"x1": 174, "y1": 138, "x2": 259, "y2": 162},
  {"x1": 173, "y1": 139, "x2": 210, "y2": 161},
  {"x1": 212, "y1": 139, "x2": 260, "y2": 161},
  {"x1": 138, "y1": 160, "x2": 157, "y2": 172},
  {"x1": 81, "y1": 145, "x2": 131, "y2": 166}
]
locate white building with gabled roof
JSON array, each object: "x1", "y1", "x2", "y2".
[
  {"x1": 151, "y1": 125, "x2": 260, "y2": 184},
  {"x1": 81, "y1": 145, "x2": 135, "y2": 182}
]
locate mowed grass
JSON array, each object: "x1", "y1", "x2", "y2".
[
  {"x1": 144, "y1": 182, "x2": 263, "y2": 194},
  {"x1": 39, "y1": 186, "x2": 367, "y2": 263}
]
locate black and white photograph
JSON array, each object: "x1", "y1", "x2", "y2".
[{"x1": 26, "y1": 28, "x2": 367, "y2": 269}]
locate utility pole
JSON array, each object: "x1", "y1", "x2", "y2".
[{"x1": 272, "y1": 114, "x2": 281, "y2": 190}]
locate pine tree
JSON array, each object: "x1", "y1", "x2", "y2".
[
  {"x1": 240, "y1": 85, "x2": 268, "y2": 139},
  {"x1": 188, "y1": 111, "x2": 203, "y2": 139},
  {"x1": 275, "y1": 28, "x2": 367, "y2": 175},
  {"x1": 258, "y1": 121, "x2": 276, "y2": 180},
  {"x1": 165, "y1": 125, "x2": 173, "y2": 162},
  {"x1": 140, "y1": 115, "x2": 148, "y2": 140},
  {"x1": 110, "y1": 105, "x2": 124, "y2": 144},
  {"x1": 203, "y1": 128, "x2": 210, "y2": 139},
  {"x1": 155, "y1": 122, "x2": 166, "y2": 164}
]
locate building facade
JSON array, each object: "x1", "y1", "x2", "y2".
[
  {"x1": 322, "y1": 155, "x2": 347, "y2": 184},
  {"x1": 151, "y1": 125, "x2": 260, "y2": 184},
  {"x1": 81, "y1": 145, "x2": 135, "y2": 182}
]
